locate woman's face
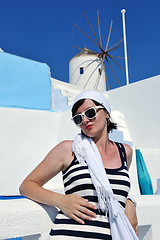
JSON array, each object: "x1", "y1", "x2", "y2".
[{"x1": 75, "y1": 99, "x2": 109, "y2": 140}]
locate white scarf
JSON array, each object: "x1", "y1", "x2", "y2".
[{"x1": 72, "y1": 134, "x2": 139, "y2": 240}]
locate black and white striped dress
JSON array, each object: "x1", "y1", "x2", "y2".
[{"x1": 49, "y1": 142, "x2": 131, "y2": 239}]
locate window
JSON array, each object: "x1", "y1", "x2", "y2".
[
  {"x1": 80, "y1": 67, "x2": 84, "y2": 74},
  {"x1": 98, "y1": 68, "x2": 102, "y2": 75}
]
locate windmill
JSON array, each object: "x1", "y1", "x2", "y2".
[{"x1": 69, "y1": 11, "x2": 127, "y2": 91}]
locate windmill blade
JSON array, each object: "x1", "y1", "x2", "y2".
[
  {"x1": 85, "y1": 56, "x2": 102, "y2": 71},
  {"x1": 94, "y1": 52, "x2": 106, "y2": 89},
  {"x1": 83, "y1": 11, "x2": 101, "y2": 48},
  {"x1": 72, "y1": 45, "x2": 86, "y2": 51},
  {"x1": 73, "y1": 24, "x2": 99, "y2": 48},
  {"x1": 107, "y1": 43, "x2": 124, "y2": 53},
  {"x1": 107, "y1": 38, "x2": 124, "y2": 51},
  {"x1": 75, "y1": 59, "x2": 104, "y2": 86},
  {"x1": 102, "y1": 44, "x2": 124, "y2": 55},
  {"x1": 108, "y1": 54, "x2": 126, "y2": 72},
  {"x1": 109, "y1": 55, "x2": 125, "y2": 59},
  {"x1": 94, "y1": 64, "x2": 102, "y2": 89},
  {"x1": 72, "y1": 46, "x2": 105, "y2": 70},
  {"x1": 97, "y1": 10, "x2": 102, "y2": 48},
  {"x1": 105, "y1": 56, "x2": 121, "y2": 86},
  {"x1": 72, "y1": 11, "x2": 127, "y2": 90},
  {"x1": 105, "y1": 67, "x2": 110, "y2": 90},
  {"x1": 84, "y1": 63, "x2": 101, "y2": 89},
  {"x1": 83, "y1": 77, "x2": 90, "y2": 89},
  {"x1": 96, "y1": 57, "x2": 109, "y2": 90},
  {"x1": 105, "y1": 20, "x2": 113, "y2": 52},
  {"x1": 95, "y1": 20, "x2": 113, "y2": 89},
  {"x1": 72, "y1": 45, "x2": 98, "y2": 54},
  {"x1": 82, "y1": 55, "x2": 104, "y2": 89}
]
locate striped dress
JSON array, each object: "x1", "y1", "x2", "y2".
[{"x1": 49, "y1": 142, "x2": 131, "y2": 239}]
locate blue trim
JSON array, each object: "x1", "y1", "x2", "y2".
[
  {"x1": 0, "y1": 105, "x2": 53, "y2": 112},
  {"x1": 4, "y1": 238, "x2": 22, "y2": 240},
  {"x1": 0, "y1": 195, "x2": 27, "y2": 200}
]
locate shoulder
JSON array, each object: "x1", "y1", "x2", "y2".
[
  {"x1": 123, "y1": 143, "x2": 132, "y2": 156},
  {"x1": 123, "y1": 143, "x2": 133, "y2": 169},
  {"x1": 53, "y1": 140, "x2": 73, "y2": 159},
  {"x1": 45, "y1": 140, "x2": 73, "y2": 167},
  {"x1": 56, "y1": 140, "x2": 73, "y2": 151},
  {"x1": 54, "y1": 140, "x2": 74, "y2": 170}
]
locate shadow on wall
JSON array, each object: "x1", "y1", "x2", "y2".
[{"x1": 53, "y1": 88, "x2": 71, "y2": 111}]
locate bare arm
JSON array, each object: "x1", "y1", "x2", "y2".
[
  {"x1": 124, "y1": 143, "x2": 133, "y2": 170},
  {"x1": 19, "y1": 140, "x2": 97, "y2": 224},
  {"x1": 125, "y1": 199, "x2": 138, "y2": 236},
  {"x1": 19, "y1": 141, "x2": 70, "y2": 206},
  {"x1": 124, "y1": 144, "x2": 138, "y2": 236}
]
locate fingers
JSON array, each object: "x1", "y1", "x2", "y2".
[
  {"x1": 73, "y1": 194, "x2": 97, "y2": 211},
  {"x1": 80, "y1": 205, "x2": 97, "y2": 218},
  {"x1": 124, "y1": 199, "x2": 138, "y2": 235},
  {"x1": 73, "y1": 206, "x2": 96, "y2": 224},
  {"x1": 71, "y1": 213, "x2": 85, "y2": 225},
  {"x1": 131, "y1": 219, "x2": 138, "y2": 235},
  {"x1": 84, "y1": 200, "x2": 98, "y2": 210},
  {"x1": 70, "y1": 195, "x2": 97, "y2": 223},
  {"x1": 135, "y1": 224, "x2": 138, "y2": 236},
  {"x1": 69, "y1": 206, "x2": 95, "y2": 225},
  {"x1": 59, "y1": 194, "x2": 97, "y2": 224}
]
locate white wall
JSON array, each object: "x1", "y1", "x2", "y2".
[
  {"x1": 108, "y1": 75, "x2": 160, "y2": 192},
  {"x1": 0, "y1": 107, "x2": 79, "y2": 195},
  {"x1": 108, "y1": 75, "x2": 160, "y2": 150}
]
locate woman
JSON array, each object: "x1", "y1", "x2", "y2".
[{"x1": 20, "y1": 90, "x2": 138, "y2": 239}]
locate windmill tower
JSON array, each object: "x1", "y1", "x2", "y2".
[
  {"x1": 69, "y1": 11, "x2": 126, "y2": 91},
  {"x1": 69, "y1": 46, "x2": 106, "y2": 90}
]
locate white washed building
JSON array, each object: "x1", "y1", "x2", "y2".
[{"x1": 69, "y1": 47, "x2": 106, "y2": 91}]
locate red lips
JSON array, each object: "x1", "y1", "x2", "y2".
[{"x1": 86, "y1": 124, "x2": 93, "y2": 130}]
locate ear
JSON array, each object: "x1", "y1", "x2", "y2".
[{"x1": 106, "y1": 112, "x2": 110, "y2": 119}]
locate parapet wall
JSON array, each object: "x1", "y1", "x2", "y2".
[
  {"x1": 108, "y1": 75, "x2": 160, "y2": 193},
  {"x1": 1, "y1": 194, "x2": 160, "y2": 239}
]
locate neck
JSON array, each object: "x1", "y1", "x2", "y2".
[{"x1": 93, "y1": 131, "x2": 110, "y2": 153}]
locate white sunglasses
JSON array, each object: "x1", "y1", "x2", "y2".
[{"x1": 72, "y1": 106, "x2": 104, "y2": 125}]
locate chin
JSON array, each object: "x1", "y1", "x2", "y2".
[{"x1": 82, "y1": 131, "x2": 96, "y2": 139}]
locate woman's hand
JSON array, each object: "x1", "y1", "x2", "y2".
[
  {"x1": 125, "y1": 198, "x2": 138, "y2": 236},
  {"x1": 57, "y1": 194, "x2": 97, "y2": 224}
]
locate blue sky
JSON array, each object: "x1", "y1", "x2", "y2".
[{"x1": 0, "y1": 0, "x2": 159, "y2": 90}]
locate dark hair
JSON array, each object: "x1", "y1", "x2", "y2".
[
  {"x1": 72, "y1": 99, "x2": 117, "y2": 133},
  {"x1": 72, "y1": 99, "x2": 85, "y2": 117}
]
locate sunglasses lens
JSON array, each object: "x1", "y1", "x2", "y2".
[
  {"x1": 85, "y1": 108, "x2": 96, "y2": 119},
  {"x1": 73, "y1": 115, "x2": 82, "y2": 125},
  {"x1": 73, "y1": 107, "x2": 97, "y2": 125}
]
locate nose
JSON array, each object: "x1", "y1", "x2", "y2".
[{"x1": 82, "y1": 115, "x2": 89, "y2": 124}]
